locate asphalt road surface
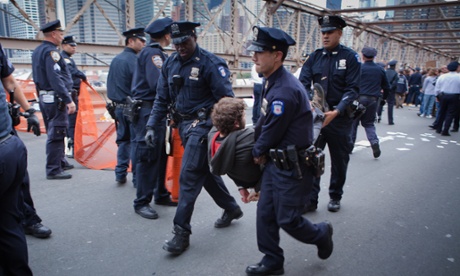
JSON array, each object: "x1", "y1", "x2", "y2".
[{"x1": 21, "y1": 105, "x2": 460, "y2": 276}]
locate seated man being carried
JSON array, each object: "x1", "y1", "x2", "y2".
[{"x1": 208, "y1": 97, "x2": 261, "y2": 203}]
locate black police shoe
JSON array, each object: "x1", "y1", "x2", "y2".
[
  {"x1": 63, "y1": 164, "x2": 74, "y2": 170},
  {"x1": 214, "y1": 207, "x2": 243, "y2": 228},
  {"x1": 317, "y1": 221, "x2": 333, "y2": 260},
  {"x1": 116, "y1": 177, "x2": 127, "y2": 185},
  {"x1": 327, "y1": 199, "x2": 340, "y2": 212},
  {"x1": 163, "y1": 225, "x2": 190, "y2": 255},
  {"x1": 24, "y1": 223, "x2": 52, "y2": 238},
  {"x1": 302, "y1": 202, "x2": 317, "y2": 214},
  {"x1": 135, "y1": 205, "x2": 159, "y2": 219},
  {"x1": 46, "y1": 172, "x2": 72, "y2": 180},
  {"x1": 371, "y1": 143, "x2": 381, "y2": 158},
  {"x1": 245, "y1": 263, "x2": 284, "y2": 276},
  {"x1": 155, "y1": 198, "x2": 178, "y2": 207}
]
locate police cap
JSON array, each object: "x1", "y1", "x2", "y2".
[
  {"x1": 447, "y1": 61, "x2": 459, "y2": 71},
  {"x1": 415, "y1": 67, "x2": 421, "y2": 71},
  {"x1": 376, "y1": 62, "x2": 386, "y2": 68},
  {"x1": 62, "y1": 35, "x2": 77, "y2": 46},
  {"x1": 41, "y1": 20, "x2": 64, "y2": 33},
  {"x1": 145, "y1": 17, "x2": 173, "y2": 38},
  {"x1": 170, "y1": 21, "x2": 201, "y2": 44},
  {"x1": 247, "y1": 26, "x2": 295, "y2": 53},
  {"x1": 122, "y1": 27, "x2": 146, "y2": 42},
  {"x1": 387, "y1": 60, "x2": 398, "y2": 66},
  {"x1": 318, "y1": 15, "x2": 347, "y2": 32},
  {"x1": 361, "y1": 47, "x2": 377, "y2": 58}
]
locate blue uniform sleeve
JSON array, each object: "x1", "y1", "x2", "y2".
[
  {"x1": 147, "y1": 57, "x2": 171, "y2": 128},
  {"x1": 381, "y1": 69, "x2": 391, "y2": 99},
  {"x1": 0, "y1": 44, "x2": 14, "y2": 78},
  {"x1": 252, "y1": 93, "x2": 297, "y2": 157},
  {"x1": 46, "y1": 51, "x2": 72, "y2": 104},
  {"x1": 335, "y1": 51, "x2": 360, "y2": 114},
  {"x1": 206, "y1": 56, "x2": 234, "y2": 100},
  {"x1": 145, "y1": 51, "x2": 163, "y2": 92},
  {"x1": 298, "y1": 53, "x2": 314, "y2": 98}
]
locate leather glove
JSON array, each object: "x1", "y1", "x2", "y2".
[
  {"x1": 145, "y1": 127, "x2": 156, "y2": 148},
  {"x1": 26, "y1": 108, "x2": 41, "y2": 136},
  {"x1": 380, "y1": 99, "x2": 386, "y2": 106}
]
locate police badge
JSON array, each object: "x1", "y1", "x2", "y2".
[
  {"x1": 190, "y1": 67, "x2": 199, "y2": 80},
  {"x1": 253, "y1": 27, "x2": 258, "y2": 41},
  {"x1": 338, "y1": 59, "x2": 347, "y2": 70},
  {"x1": 171, "y1": 23, "x2": 180, "y2": 36}
]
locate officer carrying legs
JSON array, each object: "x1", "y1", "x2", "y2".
[{"x1": 299, "y1": 15, "x2": 360, "y2": 212}]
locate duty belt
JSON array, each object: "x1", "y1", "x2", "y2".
[
  {"x1": 113, "y1": 102, "x2": 129, "y2": 108},
  {"x1": 39, "y1": 90, "x2": 55, "y2": 96},
  {"x1": 359, "y1": 95, "x2": 378, "y2": 101},
  {"x1": 0, "y1": 133, "x2": 12, "y2": 144},
  {"x1": 139, "y1": 100, "x2": 153, "y2": 109}
]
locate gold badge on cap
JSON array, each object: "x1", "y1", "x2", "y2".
[
  {"x1": 190, "y1": 67, "x2": 199, "y2": 80},
  {"x1": 253, "y1": 27, "x2": 258, "y2": 41}
]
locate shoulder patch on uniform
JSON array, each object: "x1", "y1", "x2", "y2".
[
  {"x1": 64, "y1": 58, "x2": 71, "y2": 64},
  {"x1": 271, "y1": 100, "x2": 284, "y2": 116},
  {"x1": 152, "y1": 55, "x2": 163, "y2": 68},
  {"x1": 218, "y1": 66, "x2": 226, "y2": 78},
  {"x1": 355, "y1": 53, "x2": 361, "y2": 62},
  {"x1": 50, "y1": 51, "x2": 61, "y2": 62}
]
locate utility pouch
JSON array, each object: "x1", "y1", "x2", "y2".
[
  {"x1": 8, "y1": 102, "x2": 21, "y2": 126},
  {"x1": 269, "y1": 149, "x2": 282, "y2": 170},
  {"x1": 276, "y1": 149, "x2": 291, "y2": 171},
  {"x1": 123, "y1": 96, "x2": 142, "y2": 123},
  {"x1": 57, "y1": 97, "x2": 66, "y2": 111},
  {"x1": 286, "y1": 145, "x2": 302, "y2": 179}
]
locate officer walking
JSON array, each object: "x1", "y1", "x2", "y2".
[
  {"x1": 61, "y1": 35, "x2": 86, "y2": 158},
  {"x1": 351, "y1": 47, "x2": 390, "y2": 158},
  {"x1": 32, "y1": 20, "x2": 76, "y2": 180},
  {"x1": 145, "y1": 21, "x2": 242, "y2": 255},
  {"x1": 1, "y1": 43, "x2": 36, "y2": 275},
  {"x1": 107, "y1": 27, "x2": 146, "y2": 185},
  {"x1": 246, "y1": 26, "x2": 333, "y2": 276},
  {"x1": 299, "y1": 15, "x2": 360, "y2": 212},
  {"x1": 384, "y1": 60, "x2": 398, "y2": 125},
  {"x1": 131, "y1": 17, "x2": 177, "y2": 220}
]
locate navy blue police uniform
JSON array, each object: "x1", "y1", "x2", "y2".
[
  {"x1": 351, "y1": 47, "x2": 390, "y2": 157},
  {"x1": 0, "y1": 43, "x2": 33, "y2": 276},
  {"x1": 146, "y1": 21, "x2": 241, "y2": 240},
  {"x1": 61, "y1": 35, "x2": 86, "y2": 155},
  {"x1": 385, "y1": 61, "x2": 398, "y2": 124},
  {"x1": 131, "y1": 18, "x2": 175, "y2": 218},
  {"x1": 107, "y1": 27, "x2": 145, "y2": 184},
  {"x1": 406, "y1": 67, "x2": 422, "y2": 106},
  {"x1": 32, "y1": 20, "x2": 74, "y2": 179},
  {"x1": 299, "y1": 15, "x2": 360, "y2": 211},
  {"x1": 247, "y1": 27, "x2": 333, "y2": 275}
]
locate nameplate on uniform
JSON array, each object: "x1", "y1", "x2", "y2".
[{"x1": 42, "y1": 94, "x2": 55, "y2": 104}]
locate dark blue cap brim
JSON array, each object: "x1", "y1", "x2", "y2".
[
  {"x1": 247, "y1": 44, "x2": 265, "y2": 52},
  {"x1": 172, "y1": 35, "x2": 191, "y2": 45},
  {"x1": 321, "y1": 26, "x2": 338, "y2": 32}
]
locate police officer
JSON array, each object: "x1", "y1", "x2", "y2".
[
  {"x1": 246, "y1": 26, "x2": 333, "y2": 276},
  {"x1": 61, "y1": 35, "x2": 86, "y2": 158},
  {"x1": 145, "y1": 21, "x2": 242, "y2": 255},
  {"x1": 385, "y1": 60, "x2": 398, "y2": 125},
  {"x1": 107, "y1": 27, "x2": 146, "y2": 185},
  {"x1": 131, "y1": 17, "x2": 176, "y2": 220},
  {"x1": 32, "y1": 20, "x2": 76, "y2": 180},
  {"x1": 351, "y1": 47, "x2": 390, "y2": 158},
  {"x1": 299, "y1": 15, "x2": 360, "y2": 212},
  {"x1": 406, "y1": 67, "x2": 422, "y2": 106},
  {"x1": 0, "y1": 43, "x2": 34, "y2": 276}
]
